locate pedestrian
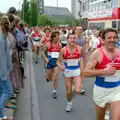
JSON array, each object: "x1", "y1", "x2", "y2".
[{"x1": 0, "y1": 15, "x2": 13, "y2": 120}]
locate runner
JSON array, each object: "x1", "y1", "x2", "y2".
[
  {"x1": 97, "y1": 29, "x2": 104, "y2": 48},
  {"x1": 31, "y1": 27, "x2": 41, "y2": 64},
  {"x1": 39, "y1": 28, "x2": 51, "y2": 77},
  {"x1": 39, "y1": 28, "x2": 51, "y2": 48},
  {"x1": 57, "y1": 33, "x2": 85, "y2": 112},
  {"x1": 75, "y1": 26, "x2": 88, "y2": 95},
  {"x1": 41, "y1": 31, "x2": 61, "y2": 99},
  {"x1": 84, "y1": 28, "x2": 120, "y2": 120}
]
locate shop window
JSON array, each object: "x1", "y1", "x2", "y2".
[{"x1": 112, "y1": 21, "x2": 117, "y2": 28}]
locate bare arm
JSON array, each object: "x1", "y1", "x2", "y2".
[
  {"x1": 84, "y1": 36, "x2": 89, "y2": 53},
  {"x1": 41, "y1": 43, "x2": 49, "y2": 63},
  {"x1": 83, "y1": 50, "x2": 105, "y2": 77},
  {"x1": 57, "y1": 48, "x2": 65, "y2": 71},
  {"x1": 39, "y1": 37, "x2": 45, "y2": 47}
]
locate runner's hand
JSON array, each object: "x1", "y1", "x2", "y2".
[
  {"x1": 60, "y1": 65, "x2": 65, "y2": 72},
  {"x1": 103, "y1": 66, "x2": 116, "y2": 76},
  {"x1": 45, "y1": 58, "x2": 49, "y2": 64}
]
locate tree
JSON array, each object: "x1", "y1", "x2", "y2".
[
  {"x1": 21, "y1": 0, "x2": 30, "y2": 24},
  {"x1": 38, "y1": 14, "x2": 52, "y2": 26},
  {"x1": 30, "y1": 0, "x2": 38, "y2": 26}
]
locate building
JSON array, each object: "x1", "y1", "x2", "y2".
[
  {"x1": 88, "y1": 0, "x2": 120, "y2": 29},
  {"x1": 44, "y1": 6, "x2": 71, "y2": 16},
  {"x1": 71, "y1": 0, "x2": 120, "y2": 29},
  {"x1": 71, "y1": 0, "x2": 88, "y2": 29},
  {"x1": 44, "y1": 6, "x2": 74, "y2": 24},
  {"x1": 37, "y1": 0, "x2": 44, "y2": 14},
  {"x1": 71, "y1": 0, "x2": 80, "y2": 19}
]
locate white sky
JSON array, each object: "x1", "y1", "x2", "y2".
[{"x1": 0, "y1": 0, "x2": 71, "y2": 13}]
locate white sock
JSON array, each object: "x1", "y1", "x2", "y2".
[
  {"x1": 68, "y1": 101, "x2": 72, "y2": 105},
  {"x1": 53, "y1": 89, "x2": 56, "y2": 93}
]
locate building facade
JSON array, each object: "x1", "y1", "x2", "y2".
[
  {"x1": 37, "y1": 0, "x2": 44, "y2": 14},
  {"x1": 71, "y1": 0, "x2": 120, "y2": 29},
  {"x1": 71, "y1": 0, "x2": 80, "y2": 19},
  {"x1": 71, "y1": 0, "x2": 88, "y2": 29},
  {"x1": 88, "y1": 0, "x2": 120, "y2": 29}
]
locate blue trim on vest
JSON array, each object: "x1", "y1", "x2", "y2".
[
  {"x1": 64, "y1": 62, "x2": 80, "y2": 70},
  {"x1": 47, "y1": 55, "x2": 57, "y2": 61},
  {"x1": 95, "y1": 76, "x2": 120, "y2": 88},
  {"x1": 33, "y1": 37, "x2": 40, "y2": 41}
]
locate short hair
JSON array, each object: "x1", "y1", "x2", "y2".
[
  {"x1": 7, "y1": 14, "x2": 15, "y2": 23},
  {"x1": 98, "y1": 29, "x2": 104, "y2": 37},
  {"x1": 8, "y1": 7, "x2": 16, "y2": 14},
  {"x1": 44, "y1": 28, "x2": 50, "y2": 32},
  {"x1": 102, "y1": 28, "x2": 118, "y2": 40},
  {"x1": 51, "y1": 31, "x2": 59, "y2": 40},
  {"x1": 67, "y1": 33, "x2": 75, "y2": 39},
  {"x1": 62, "y1": 29, "x2": 67, "y2": 34}
]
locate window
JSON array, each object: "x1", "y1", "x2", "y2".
[
  {"x1": 89, "y1": 22, "x2": 105, "y2": 29},
  {"x1": 118, "y1": 21, "x2": 120, "y2": 30},
  {"x1": 82, "y1": 2, "x2": 86, "y2": 12},
  {"x1": 98, "y1": 2, "x2": 103, "y2": 10},
  {"x1": 92, "y1": 4, "x2": 96, "y2": 12},
  {"x1": 112, "y1": 21, "x2": 117, "y2": 28},
  {"x1": 102, "y1": 1, "x2": 107, "y2": 10},
  {"x1": 95, "y1": 3, "x2": 99, "y2": 11},
  {"x1": 85, "y1": 1, "x2": 88, "y2": 11},
  {"x1": 89, "y1": 5, "x2": 92, "y2": 12},
  {"x1": 107, "y1": 0, "x2": 112, "y2": 8}
]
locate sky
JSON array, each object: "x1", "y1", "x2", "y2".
[{"x1": 0, "y1": 0, "x2": 71, "y2": 13}]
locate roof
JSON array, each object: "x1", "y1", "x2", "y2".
[{"x1": 44, "y1": 6, "x2": 72, "y2": 16}]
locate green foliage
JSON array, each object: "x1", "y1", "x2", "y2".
[
  {"x1": 21, "y1": 0, "x2": 30, "y2": 24},
  {"x1": 21, "y1": 0, "x2": 76, "y2": 26},
  {"x1": 30, "y1": 1, "x2": 38, "y2": 26},
  {"x1": 37, "y1": 14, "x2": 53, "y2": 26}
]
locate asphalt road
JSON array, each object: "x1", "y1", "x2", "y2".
[{"x1": 33, "y1": 54, "x2": 96, "y2": 120}]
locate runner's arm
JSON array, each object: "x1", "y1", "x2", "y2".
[
  {"x1": 57, "y1": 48, "x2": 65, "y2": 71},
  {"x1": 83, "y1": 50, "x2": 104, "y2": 77},
  {"x1": 41, "y1": 43, "x2": 49, "y2": 62},
  {"x1": 39, "y1": 37, "x2": 44, "y2": 47},
  {"x1": 84, "y1": 36, "x2": 89, "y2": 53}
]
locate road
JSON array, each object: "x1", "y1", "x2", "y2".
[{"x1": 33, "y1": 54, "x2": 96, "y2": 120}]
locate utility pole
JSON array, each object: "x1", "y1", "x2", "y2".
[
  {"x1": 57, "y1": 0, "x2": 58, "y2": 26},
  {"x1": 23, "y1": 0, "x2": 24, "y2": 21}
]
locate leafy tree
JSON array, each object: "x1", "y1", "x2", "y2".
[
  {"x1": 38, "y1": 14, "x2": 52, "y2": 26},
  {"x1": 30, "y1": 0, "x2": 38, "y2": 26},
  {"x1": 21, "y1": 0, "x2": 30, "y2": 24}
]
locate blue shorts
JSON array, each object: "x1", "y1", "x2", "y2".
[{"x1": 46, "y1": 60, "x2": 57, "y2": 69}]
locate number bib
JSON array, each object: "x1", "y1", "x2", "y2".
[
  {"x1": 67, "y1": 60, "x2": 78, "y2": 66},
  {"x1": 105, "y1": 70, "x2": 120, "y2": 82},
  {"x1": 51, "y1": 52, "x2": 59, "y2": 58}
]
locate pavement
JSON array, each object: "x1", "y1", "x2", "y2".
[{"x1": 15, "y1": 43, "x2": 40, "y2": 120}]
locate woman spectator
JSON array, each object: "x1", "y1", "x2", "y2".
[{"x1": 0, "y1": 15, "x2": 13, "y2": 119}]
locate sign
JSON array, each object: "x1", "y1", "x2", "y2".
[{"x1": 88, "y1": 9, "x2": 112, "y2": 18}]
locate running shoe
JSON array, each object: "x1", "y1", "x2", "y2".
[
  {"x1": 52, "y1": 92, "x2": 57, "y2": 99},
  {"x1": 80, "y1": 88, "x2": 86, "y2": 95},
  {"x1": 66, "y1": 102, "x2": 72, "y2": 112}
]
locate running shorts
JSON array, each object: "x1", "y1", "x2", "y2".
[{"x1": 93, "y1": 85, "x2": 120, "y2": 108}]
